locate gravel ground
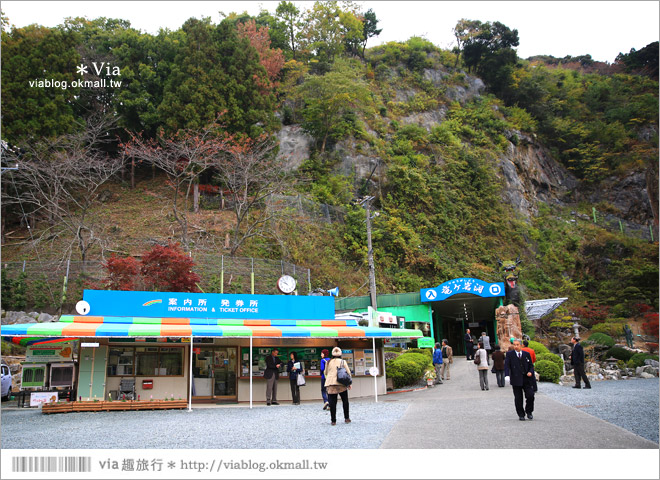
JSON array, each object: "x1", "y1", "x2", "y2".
[
  {"x1": 537, "y1": 378, "x2": 659, "y2": 444},
  {"x1": 0, "y1": 398, "x2": 409, "y2": 449}
]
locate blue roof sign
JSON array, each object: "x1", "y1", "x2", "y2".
[{"x1": 420, "y1": 278, "x2": 505, "y2": 302}]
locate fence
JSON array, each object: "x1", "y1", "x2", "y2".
[
  {"x1": 1, "y1": 255, "x2": 311, "y2": 314},
  {"x1": 198, "y1": 191, "x2": 345, "y2": 224}
]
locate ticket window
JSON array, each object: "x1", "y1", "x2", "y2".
[{"x1": 193, "y1": 347, "x2": 237, "y2": 398}]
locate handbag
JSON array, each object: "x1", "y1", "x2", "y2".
[
  {"x1": 297, "y1": 373, "x2": 306, "y2": 386},
  {"x1": 336, "y1": 360, "x2": 352, "y2": 386},
  {"x1": 474, "y1": 351, "x2": 481, "y2": 365}
]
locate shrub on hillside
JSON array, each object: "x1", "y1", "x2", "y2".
[
  {"x1": 536, "y1": 352, "x2": 564, "y2": 369},
  {"x1": 583, "y1": 333, "x2": 615, "y2": 348},
  {"x1": 527, "y1": 340, "x2": 549, "y2": 355},
  {"x1": 591, "y1": 322, "x2": 624, "y2": 337},
  {"x1": 535, "y1": 360, "x2": 561, "y2": 383},
  {"x1": 604, "y1": 346, "x2": 635, "y2": 361},
  {"x1": 629, "y1": 353, "x2": 659, "y2": 368},
  {"x1": 386, "y1": 352, "x2": 431, "y2": 388}
]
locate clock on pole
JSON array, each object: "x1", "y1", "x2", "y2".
[{"x1": 277, "y1": 275, "x2": 297, "y2": 294}]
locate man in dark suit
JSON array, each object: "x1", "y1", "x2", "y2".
[
  {"x1": 464, "y1": 329, "x2": 474, "y2": 360},
  {"x1": 264, "y1": 348, "x2": 282, "y2": 405},
  {"x1": 504, "y1": 338, "x2": 536, "y2": 421},
  {"x1": 569, "y1": 337, "x2": 591, "y2": 389}
]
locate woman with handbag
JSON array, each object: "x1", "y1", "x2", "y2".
[
  {"x1": 286, "y1": 351, "x2": 302, "y2": 405},
  {"x1": 491, "y1": 344, "x2": 506, "y2": 387},
  {"x1": 475, "y1": 341, "x2": 489, "y2": 391},
  {"x1": 323, "y1": 347, "x2": 352, "y2": 425}
]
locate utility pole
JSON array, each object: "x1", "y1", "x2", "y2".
[{"x1": 360, "y1": 196, "x2": 378, "y2": 312}]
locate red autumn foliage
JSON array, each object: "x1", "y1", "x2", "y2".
[
  {"x1": 574, "y1": 303, "x2": 611, "y2": 328},
  {"x1": 140, "y1": 243, "x2": 201, "y2": 293},
  {"x1": 102, "y1": 243, "x2": 200, "y2": 293},
  {"x1": 103, "y1": 255, "x2": 140, "y2": 291},
  {"x1": 236, "y1": 20, "x2": 285, "y2": 89},
  {"x1": 641, "y1": 312, "x2": 659, "y2": 338},
  {"x1": 645, "y1": 343, "x2": 658, "y2": 354}
]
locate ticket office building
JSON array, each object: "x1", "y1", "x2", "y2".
[{"x1": 1, "y1": 290, "x2": 422, "y2": 404}]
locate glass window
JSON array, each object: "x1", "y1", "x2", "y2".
[
  {"x1": 107, "y1": 347, "x2": 135, "y2": 376},
  {"x1": 136, "y1": 347, "x2": 159, "y2": 376},
  {"x1": 159, "y1": 348, "x2": 183, "y2": 376}
]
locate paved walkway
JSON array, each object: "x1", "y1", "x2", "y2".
[{"x1": 380, "y1": 357, "x2": 658, "y2": 449}]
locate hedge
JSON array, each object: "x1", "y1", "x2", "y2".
[
  {"x1": 536, "y1": 352, "x2": 564, "y2": 370},
  {"x1": 629, "y1": 353, "x2": 659, "y2": 368},
  {"x1": 386, "y1": 352, "x2": 432, "y2": 388},
  {"x1": 404, "y1": 348, "x2": 433, "y2": 360},
  {"x1": 527, "y1": 340, "x2": 549, "y2": 355},
  {"x1": 535, "y1": 359, "x2": 561, "y2": 383},
  {"x1": 584, "y1": 333, "x2": 615, "y2": 348},
  {"x1": 604, "y1": 346, "x2": 635, "y2": 361},
  {"x1": 591, "y1": 322, "x2": 624, "y2": 337}
]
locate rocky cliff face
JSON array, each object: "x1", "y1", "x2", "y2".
[{"x1": 273, "y1": 66, "x2": 654, "y2": 229}]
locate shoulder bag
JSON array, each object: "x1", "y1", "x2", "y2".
[
  {"x1": 336, "y1": 359, "x2": 353, "y2": 386},
  {"x1": 474, "y1": 351, "x2": 481, "y2": 365}
]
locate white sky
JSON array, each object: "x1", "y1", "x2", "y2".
[{"x1": 1, "y1": 1, "x2": 659, "y2": 62}]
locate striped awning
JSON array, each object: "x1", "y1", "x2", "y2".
[
  {"x1": 1, "y1": 336, "x2": 78, "y2": 347},
  {"x1": 1, "y1": 315, "x2": 423, "y2": 339}
]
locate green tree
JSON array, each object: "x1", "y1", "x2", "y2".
[
  {"x1": 297, "y1": 59, "x2": 372, "y2": 152},
  {"x1": 1, "y1": 22, "x2": 81, "y2": 141},
  {"x1": 360, "y1": 8, "x2": 382, "y2": 57},
  {"x1": 275, "y1": 1, "x2": 302, "y2": 59}
]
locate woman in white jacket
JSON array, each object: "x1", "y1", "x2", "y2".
[{"x1": 475, "y1": 342, "x2": 489, "y2": 391}]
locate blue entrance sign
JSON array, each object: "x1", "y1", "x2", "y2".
[
  {"x1": 420, "y1": 278, "x2": 505, "y2": 303},
  {"x1": 82, "y1": 290, "x2": 335, "y2": 320}
]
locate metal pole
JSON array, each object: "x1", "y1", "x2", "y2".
[
  {"x1": 373, "y1": 337, "x2": 378, "y2": 403},
  {"x1": 619, "y1": 220, "x2": 624, "y2": 234},
  {"x1": 365, "y1": 198, "x2": 378, "y2": 311},
  {"x1": 249, "y1": 336, "x2": 253, "y2": 409},
  {"x1": 251, "y1": 258, "x2": 255, "y2": 295},
  {"x1": 188, "y1": 336, "x2": 193, "y2": 412},
  {"x1": 308, "y1": 268, "x2": 311, "y2": 294},
  {"x1": 592, "y1": 207, "x2": 597, "y2": 223},
  {"x1": 221, "y1": 255, "x2": 224, "y2": 294},
  {"x1": 650, "y1": 225, "x2": 654, "y2": 242},
  {"x1": 22, "y1": 260, "x2": 25, "y2": 272}
]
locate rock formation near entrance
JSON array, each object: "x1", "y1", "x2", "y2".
[{"x1": 496, "y1": 304, "x2": 522, "y2": 352}]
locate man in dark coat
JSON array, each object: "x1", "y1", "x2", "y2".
[
  {"x1": 464, "y1": 329, "x2": 474, "y2": 360},
  {"x1": 504, "y1": 339, "x2": 536, "y2": 421},
  {"x1": 264, "y1": 348, "x2": 283, "y2": 405},
  {"x1": 569, "y1": 337, "x2": 591, "y2": 389}
]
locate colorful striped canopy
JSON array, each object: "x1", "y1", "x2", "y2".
[
  {"x1": 0, "y1": 315, "x2": 423, "y2": 339},
  {"x1": 1, "y1": 336, "x2": 78, "y2": 347}
]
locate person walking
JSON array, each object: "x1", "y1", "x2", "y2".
[
  {"x1": 264, "y1": 348, "x2": 282, "y2": 406},
  {"x1": 440, "y1": 339, "x2": 453, "y2": 380},
  {"x1": 324, "y1": 347, "x2": 352, "y2": 425},
  {"x1": 320, "y1": 349, "x2": 330, "y2": 410},
  {"x1": 569, "y1": 337, "x2": 591, "y2": 389},
  {"x1": 491, "y1": 344, "x2": 506, "y2": 387},
  {"x1": 475, "y1": 342, "x2": 489, "y2": 390},
  {"x1": 432, "y1": 343, "x2": 444, "y2": 385},
  {"x1": 464, "y1": 329, "x2": 474, "y2": 360},
  {"x1": 479, "y1": 332, "x2": 492, "y2": 364},
  {"x1": 521, "y1": 340, "x2": 536, "y2": 363},
  {"x1": 504, "y1": 339, "x2": 536, "y2": 420},
  {"x1": 286, "y1": 351, "x2": 302, "y2": 405}
]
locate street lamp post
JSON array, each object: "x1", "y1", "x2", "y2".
[{"x1": 360, "y1": 196, "x2": 378, "y2": 312}]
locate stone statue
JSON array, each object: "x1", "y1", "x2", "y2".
[
  {"x1": 497, "y1": 257, "x2": 522, "y2": 306},
  {"x1": 496, "y1": 304, "x2": 522, "y2": 352},
  {"x1": 624, "y1": 324, "x2": 634, "y2": 348}
]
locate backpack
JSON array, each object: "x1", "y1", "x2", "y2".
[{"x1": 474, "y1": 351, "x2": 481, "y2": 365}]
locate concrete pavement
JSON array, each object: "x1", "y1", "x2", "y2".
[{"x1": 380, "y1": 356, "x2": 658, "y2": 449}]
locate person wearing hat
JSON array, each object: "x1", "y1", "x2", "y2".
[
  {"x1": 323, "y1": 347, "x2": 352, "y2": 425},
  {"x1": 264, "y1": 348, "x2": 283, "y2": 406},
  {"x1": 320, "y1": 349, "x2": 330, "y2": 410}
]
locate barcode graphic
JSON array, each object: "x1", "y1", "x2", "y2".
[{"x1": 12, "y1": 456, "x2": 92, "y2": 472}]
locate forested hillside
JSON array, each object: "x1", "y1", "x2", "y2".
[{"x1": 1, "y1": 2, "x2": 658, "y2": 324}]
